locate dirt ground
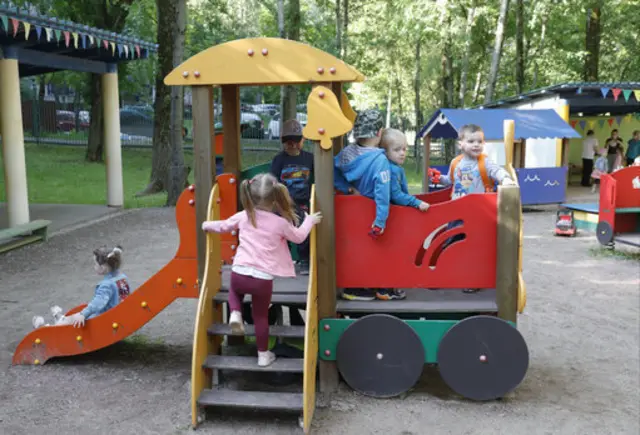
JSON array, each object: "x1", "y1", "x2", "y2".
[{"x1": 0, "y1": 205, "x2": 638, "y2": 435}]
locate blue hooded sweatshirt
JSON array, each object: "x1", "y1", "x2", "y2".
[
  {"x1": 80, "y1": 271, "x2": 130, "y2": 319},
  {"x1": 389, "y1": 162, "x2": 420, "y2": 209},
  {"x1": 334, "y1": 146, "x2": 391, "y2": 229}
]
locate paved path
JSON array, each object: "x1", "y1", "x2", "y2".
[{"x1": 0, "y1": 206, "x2": 638, "y2": 435}]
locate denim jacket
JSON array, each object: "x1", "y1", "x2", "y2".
[{"x1": 80, "y1": 271, "x2": 130, "y2": 319}]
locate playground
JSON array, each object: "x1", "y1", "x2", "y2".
[{"x1": 0, "y1": 197, "x2": 638, "y2": 435}]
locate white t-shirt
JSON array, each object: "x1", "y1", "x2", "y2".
[{"x1": 582, "y1": 137, "x2": 599, "y2": 160}]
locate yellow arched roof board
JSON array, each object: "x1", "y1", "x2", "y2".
[{"x1": 165, "y1": 37, "x2": 365, "y2": 86}]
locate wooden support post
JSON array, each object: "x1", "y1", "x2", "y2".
[
  {"x1": 495, "y1": 185, "x2": 521, "y2": 324},
  {"x1": 103, "y1": 64, "x2": 124, "y2": 207},
  {"x1": 314, "y1": 142, "x2": 339, "y2": 393},
  {"x1": 421, "y1": 134, "x2": 432, "y2": 193},
  {"x1": 332, "y1": 82, "x2": 345, "y2": 156},
  {"x1": 0, "y1": 47, "x2": 30, "y2": 227},
  {"x1": 503, "y1": 120, "x2": 514, "y2": 168},
  {"x1": 222, "y1": 85, "x2": 242, "y2": 178},
  {"x1": 192, "y1": 86, "x2": 215, "y2": 281},
  {"x1": 208, "y1": 87, "x2": 217, "y2": 180},
  {"x1": 562, "y1": 138, "x2": 571, "y2": 187}
]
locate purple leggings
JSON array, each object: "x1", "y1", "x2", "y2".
[{"x1": 228, "y1": 271, "x2": 273, "y2": 351}]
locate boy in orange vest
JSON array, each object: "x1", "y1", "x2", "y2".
[{"x1": 432, "y1": 124, "x2": 515, "y2": 292}]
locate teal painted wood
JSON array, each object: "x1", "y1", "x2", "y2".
[{"x1": 319, "y1": 318, "x2": 517, "y2": 364}]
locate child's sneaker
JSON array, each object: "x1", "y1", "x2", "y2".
[
  {"x1": 341, "y1": 288, "x2": 376, "y2": 301},
  {"x1": 591, "y1": 184, "x2": 597, "y2": 193},
  {"x1": 32, "y1": 316, "x2": 46, "y2": 329},
  {"x1": 375, "y1": 288, "x2": 407, "y2": 300},
  {"x1": 229, "y1": 310, "x2": 245, "y2": 334},
  {"x1": 258, "y1": 350, "x2": 276, "y2": 367},
  {"x1": 50, "y1": 306, "x2": 64, "y2": 322}
]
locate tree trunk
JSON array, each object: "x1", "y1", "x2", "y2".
[
  {"x1": 342, "y1": 0, "x2": 349, "y2": 60},
  {"x1": 278, "y1": 0, "x2": 286, "y2": 136},
  {"x1": 395, "y1": 77, "x2": 405, "y2": 131},
  {"x1": 532, "y1": 12, "x2": 548, "y2": 88},
  {"x1": 441, "y1": 1, "x2": 454, "y2": 107},
  {"x1": 484, "y1": 0, "x2": 510, "y2": 103},
  {"x1": 584, "y1": 4, "x2": 601, "y2": 81},
  {"x1": 85, "y1": 74, "x2": 104, "y2": 162},
  {"x1": 138, "y1": 0, "x2": 188, "y2": 206},
  {"x1": 472, "y1": 70, "x2": 482, "y2": 105},
  {"x1": 459, "y1": 1, "x2": 476, "y2": 107},
  {"x1": 335, "y1": 0, "x2": 342, "y2": 56},
  {"x1": 515, "y1": 0, "x2": 524, "y2": 94},
  {"x1": 282, "y1": 0, "x2": 301, "y2": 122},
  {"x1": 414, "y1": 35, "x2": 423, "y2": 150},
  {"x1": 385, "y1": 86, "x2": 392, "y2": 128}
]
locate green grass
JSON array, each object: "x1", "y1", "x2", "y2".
[
  {"x1": 589, "y1": 246, "x2": 640, "y2": 262},
  {"x1": 0, "y1": 143, "x2": 429, "y2": 208}
]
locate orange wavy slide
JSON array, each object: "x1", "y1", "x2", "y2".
[{"x1": 12, "y1": 187, "x2": 200, "y2": 365}]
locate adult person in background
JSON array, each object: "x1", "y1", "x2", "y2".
[
  {"x1": 626, "y1": 130, "x2": 640, "y2": 167},
  {"x1": 581, "y1": 130, "x2": 599, "y2": 187},
  {"x1": 605, "y1": 129, "x2": 624, "y2": 173}
]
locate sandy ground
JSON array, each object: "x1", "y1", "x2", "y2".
[{"x1": 0, "y1": 206, "x2": 638, "y2": 435}]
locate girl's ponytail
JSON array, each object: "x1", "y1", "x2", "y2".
[
  {"x1": 240, "y1": 179, "x2": 258, "y2": 227},
  {"x1": 273, "y1": 183, "x2": 299, "y2": 226}
]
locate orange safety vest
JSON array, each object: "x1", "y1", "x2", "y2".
[{"x1": 449, "y1": 154, "x2": 495, "y2": 193}]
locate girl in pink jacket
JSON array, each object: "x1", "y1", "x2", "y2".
[{"x1": 202, "y1": 173, "x2": 322, "y2": 367}]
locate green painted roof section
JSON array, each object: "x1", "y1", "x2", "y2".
[{"x1": 0, "y1": 4, "x2": 157, "y2": 52}]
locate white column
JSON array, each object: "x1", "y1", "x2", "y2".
[
  {"x1": 0, "y1": 48, "x2": 30, "y2": 226},
  {"x1": 102, "y1": 64, "x2": 123, "y2": 207}
]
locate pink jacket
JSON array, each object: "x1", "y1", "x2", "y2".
[{"x1": 202, "y1": 210, "x2": 314, "y2": 278}]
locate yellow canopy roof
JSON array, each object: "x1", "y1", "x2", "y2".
[{"x1": 165, "y1": 37, "x2": 365, "y2": 87}]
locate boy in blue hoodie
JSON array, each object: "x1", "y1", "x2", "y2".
[{"x1": 335, "y1": 109, "x2": 407, "y2": 301}]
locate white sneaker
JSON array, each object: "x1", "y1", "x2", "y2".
[
  {"x1": 257, "y1": 350, "x2": 276, "y2": 367},
  {"x1": 229, "y1": 310, "x2": 244, "y2": 334},
  {"x1": 32, "y1": 316, "x2": 46, "y2": 329},
  {"x1": 591, "y1": 185, "x2": 597, "y2": 194},
  {"x1": 50, "y1": 306, "x2": 64, "y2": 322}
]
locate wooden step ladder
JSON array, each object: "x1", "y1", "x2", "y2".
[{"x1": 191, "y1": 184, "x2": 319, "y2": 433}]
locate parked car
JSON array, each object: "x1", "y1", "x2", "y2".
[
  {"x1": 56, "y1": 110, "x2": 89, "y2": 132},
  {"x1": 120, "y1": 108, "x2": 154, "y2": 138},
  {"x1": 267, "y1": 112, "x2": 308, "y2": 139},
  {"x1": 213, "y1": 112, "x2": 265, "y2": 139}
]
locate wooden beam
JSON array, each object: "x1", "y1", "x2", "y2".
[
  {"x1": 331, "y1": 82, "x2": 345, "y2": 156},
  {"x1": 314, "y1": 141, "x2": 339, "y2": 393},
  {"x1": 421, "y1": 134, "x2": 432, "y2": 193},
  {"x1": 192, "y1": 86, "x2": 215, "y2": 281},
  {"x1": 495, "y1": 185, "x2": 520, "y2": 323},
  {"x1": 221, "y1": 85, "x2": 242, "y2": 178},
  {"x1": 208, "y1": 87, "x2": 217, "y2": 180}
]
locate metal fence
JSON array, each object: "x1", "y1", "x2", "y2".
[{"x1": 18, "y1": 78, "x2": 447, "y2": 170}]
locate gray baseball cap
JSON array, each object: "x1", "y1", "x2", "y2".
[
  {"x1": 352, "y1": 109, "x2": 383, "y2": 139},
  {"x1": 282, "y1": 119, "x2": 303, "y2": 141}
]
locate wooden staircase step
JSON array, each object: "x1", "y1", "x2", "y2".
[
  {"x1": 198, "y1": 387, "x2": 303, "y2": 411},
  {"x1": 214, "y1": 291, "x2": 308, "y2": 306},
  {"x1": 207, "y1": 323, "x2": 305, "y2": 338},
  {"x1": 203, "y1": 355, "x2": 304, "y2": 373}
]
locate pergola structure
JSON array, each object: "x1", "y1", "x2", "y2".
[{"x1": 0, "y1": 5, "x2": 156, "y2": 228}]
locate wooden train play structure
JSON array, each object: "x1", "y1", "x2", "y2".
[
  {"x1": 13, "y1": 38, "x2": 530, "y2": 433},
  {"x1": 561, "y1": 166, "x2": 640, "y2": 249}
]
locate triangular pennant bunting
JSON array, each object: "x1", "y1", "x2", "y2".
[
  {"x1": 579, "y1": 120, "x2": 586, "y2": 130},
  {"x1": 11, "y1": 18, "x2": 19, "y2": 37},
  {"x1": 623, "y1": 90, "x2": 632, "y2": 102},
  {"x1": 615, "y1": 116, "x2": 623, "y2": 126},
  {"x1": 576, "y1": 87, "x2": 583, "y2": 95},
  {"x1": 634, "y1": 90, "x2": 640, "y2": 102},
  {"x1": 124, "y1": 45, "x2": 129, "y2": 57},
  {"x1": 54, "y1": 28, "x2": 61, "y2": 42},
  {"x1": 88, "y1": 35, "x2": 94, "y2": 46},
  {"x1": 81, "y1": 34, "x2": 86, "y2": 48},
  {"x1": 96, "y1": 38, "x2": 101, "y2": 49},
  {"x1": 588, "y1": 120, "x2": 596, "y2": 129},
  {"x1": 625, "y1": 114, "x2": 633, "y2": 123},
  {"x1": 570, "y1": 120, "x2": 578, "y2": 129},
  {"x1": 45, "y1": 27, "x2": 52, "y2": 41},
  {"x1": 117, "y1": 43, "x2": 123, "y2": 56},
  {"x1": 600, "y1": 87, "x2": 610, "y2": 98},
  {"x1": 110, "y1": 41, "x2": 115, "y2": 55},
  {"x1": 63, "y1": 31, "x2": 70, "y2": 47},
  {"x1": 611, "y1": 88, "x2": 622, "y2": 101},
  {"x1": 72, "y1": 32, "x2": 79, "y2": 48},
  {"x1": 103, "y1": 39, "x2": 109, "y2": 49},
  {"x1": 135, "y1": 45, "x2": 140, "y2": 57},
  {"x1": 0, "y1": 15, "x2": 8, "y2": 32},
  {"x1": 598, "y1": 119, "x2": 606, "y2": 129},
  {"x1": 23, "y1": 22, "x2": 31, "y2": 39},
  {"x1": 607, "y1": 118, "x2": 614, "y2": 127},
  {"x1": 35, "y1": 25, "x2": 42, "y2": 39}
]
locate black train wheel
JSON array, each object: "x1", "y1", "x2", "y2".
[
  {"x1": 336, "y1": 314, "x2": 424, "y2": 398},
  {"x1": 437, "y1": 315, "x2": 529, "y2": 401},
  {"x1": 596, "y1": 221, "x2": 614, "y2": 246}
]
